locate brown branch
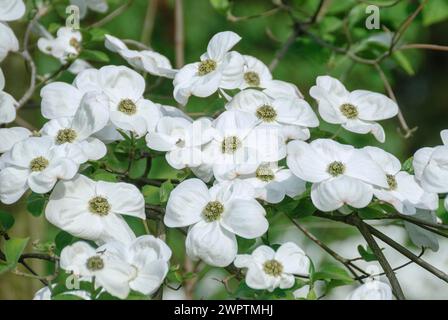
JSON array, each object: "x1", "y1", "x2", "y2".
[
  {"x1": 269, "y1": 24, "x2": 301, "y2": 72},
  {"x1": 141, "y1": 0, "x2": 159, "y2": 46},
  {"x1": 399, "y1": 43, "x2": 448, "y2": 52},
  {"x1": 174, "y1": 0, "x2": 184, "y2": 69}
]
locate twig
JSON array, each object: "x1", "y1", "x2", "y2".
[
  {"x1": 269, "y1": 24, "x2": 301, "y2": 71},
  {"x1": 141, "y1": 0, "x2": 159, "y2": 46},
  {"x1": 89, "y1": 0, "x2": 134, "y2": 28},
  {"x1": 399, "y1": 43, "x2": 448, "y2": 52},
  {"x1": 174, "y1": 0, "x2": 184, "y2": 69},
  {"x1": 227, "y1": 7, "x2": 280, "y2": 22}
]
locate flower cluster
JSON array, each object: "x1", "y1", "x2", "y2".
[{"x1": 1, "y1": 14, "x2": 447, "y2": 299}]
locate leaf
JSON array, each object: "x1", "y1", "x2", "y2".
[
  {"x1": 292, "y1": 198, "x2": 316, "y2": 219},
  {"x1": 26, "y1": 193, "x2": 47, "y2": 217},
  {"x1": 79, "y1": 49, "x2": 110, "y2": 63},
  {"x1": 237, "y1": 237, "x2": 256, "y2": 254},
  {"x1": 142, "y1": 185, "x2": 161, "y2": 205},
  {"x1": 422, "y1": 0, "x2": 448, "y2": 26},
  {"x1": 92, "y1": 170, "x2": 118, "y2": 182},
  {"x1": 313, "y1": 264, "x2": 353, "y2": 283},
  {"x1": 402, "y1": 156, "x2": 414, "y2": 174},
  {"x1": 0, "y1": 211, "x2": 14, "y2": 230},
  {"x1": 88, "y1": 28, "x2": 108, "y2": 42},
  {"x1": 129, "y1": 158, "x2": 147, "y2": 179},
  {"x1": 392, "y1": 51, "x2": 415, "y2": 76},
  {"x1": 357, "y1": 245, "x2": 377, "y2": 262},
  {"x1": 55, "y1": 231, "x2": 74, "y2": 254},
  {"x1": 3, "y1": 237, "x2": 29, "y2": 269},
  {"x1": 404, "y1": 210, "x2": 439, "y2": 252},
  {"x1": 358, "y1": 206, "x2": 388, "y2": 219},
  {"x1": 159, "y1": 180, "x2": 174, "y2": 203},
  {"x1": 52, "y1": 294, "x2": 84, "y2": 300},
  {"x1": 210, "y1": 0, "x2": 230, "y2": 12}
]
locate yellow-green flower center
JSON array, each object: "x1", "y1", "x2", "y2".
[
  {"x1": 244, "y1": 71, "x2": 260, "y2": 87},
  {"x1": 263, "y1": 259, "x2": 283, "y2": 277},
  {"x1": 56, "y1": 128, "x2": 77, "y2": 144},
  {"x1": 69, "y1": 38, "x2": 81, "y2": 53},
  {"x1": 118, "y1": 99, "x2": 137, "y2": 115},
  {"x1": 256, "y1": 165, "x2": 275, "y2": 182},
  {"x1": 256, "y1": 105, "x2": 277, "y2": 122},
  {"x1": 88, "y1": 196, "x2": 111, "y2": 216},
  {"x1": 198, "y1": 59, "x2": 217, "y2": 76},
  {"x1": 203, "y1": 201, "x2": 224, "y2": 222},
  {"x1": 86, "y1": 255, "x2": 104, "y2": 271},
  {"x1": 386, "y1": 174, "x2": 397, "y2": 190},
  {"x1": 327, "y1": 161, "x2": 345, "y2": 177},
  {"x1": 31, "y1": 131, "x2": 41, "y2": 137},
  {"x1": 221, "y1": 136, "x2": 242, "y2": 154},
  {"x1": 29, "y1": 156, "x2": 49, "y2": 172},
  {"x1": 340, "y1": 103, "x2": 358, "y2": 119}
]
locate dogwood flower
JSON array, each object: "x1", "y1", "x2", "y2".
[
  {"x1": 225, "y1": 89, "x2": 319, "y2": 140},
  {"x1": 239, "y1": 163, "x2": 306, "y2": 204},
  {"x1": 45, "y1": 174, "x2": 145, "y2": 244},
  {"x1": 0, "y1": 68, "x2": 16, "y2": 124},
  {"x1": 37, "y1": 27, "x2": 82, "y2": 63},
  {"x1": 146, "y1": 117, "x2": 214, "y2": 169},
  {"x1": 173, "y1": 31, "x2": 245, "y2": 105},
  {"x1": 41, "y1": 91, "x2": 109, "y2": 163},
  {"x1": 363, "y1": 146, "x2": 438, "y2": 215},
  {"x1": 202, "y1": 110, "x2": 285, "y2": 181},
  {"x1": 0, "y1": 127, "x2": 33, "y2": 153},
  {"x1": 413, "y1": 129, "x2": 448, "y2": 193},
  {"x1": 234, "y1": 242, "x2": 310, "y2": 291},
  {"x1": 346, "y1": 281, "x2": 392, "y2": 300},
  {"x1": 165, "y1": 178, "x2": 268, "y2": 267},
  {"x1": 101, "y1": 235, "x2": 172, "y2": 295},
  {"x1": 309, "y1": 75, "x2": 398, "y2": 143},
  {"x1": 287, "y1": 139, "x2": 388, "y2": 211},
  {"x1": 33, "y1": 285, "x2": 91, "y2": 300},
  {"x1": 105, "y1": 34, "x2": 176, "y2": 78},
  {"x1": 0, "y1": 137, "x2": 78, "y2": 204},
  {"x1": 60, "y1": 241, "x2": 134, "y2": 299},
  {"x1": 0, "y1": 0, "x2": 25, "y2": 61},
  {"x1": 70, "y1": 0, "x2": 108, "y2": 18}
]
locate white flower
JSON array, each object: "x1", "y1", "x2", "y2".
[
  {"x1": 225, "y1": 89, "x2": 318, "y2": 141},
  {"x1": 413, "y1": 129, "x2": 448, "y2": 193},
  {"x1": 67, "y1": 59, "x2": 93, "y2": 74},
  {"x1": 41, "y1": 91, "x2": 109, "y2": 164},
  {"x1": 263, "y1": 79, "x2": 304, "y2": 100},
  {"x1": 0, "y1": 67, "x2": 16, "y2": 124},
  {"x1": 33, "y1": 285, "x2": 91, "y2": 300},
  {"x1": 45, "y1": 174, "x2": 145, "y2": 244},
  {"x1": 70, "y1": 0, "x2": 108, "y2": 18},
  {"x1": 101, "y1": 235, "x2": 172, "y2": 295},
  {"x1": 287, "y1": 139, "x2": 388, "y2": 211},
  {"x1": 173, "y1": 31, "x2": 245, "y2": 105},
  {"x1": 40, "y1": 82, "x2": 84, "y2": 119},
  {"x1": 203, "y1": 110, "x2": 286, "y2": 181},
  {"x1": 165, "y1": 178, "x2": 268, "y2": 267},
  {"x1": 234, "y1": 242, "x2": 310, "y2": 292},
  {"x1": 346, "y1": 281, "x2": 392, "y2": 300},
  {"x1": 60, "y1": 241, "x2": 134, "y2": 299},
  {"x1": 37, "y1": 27, "x2": 82, "y2": 63},
  {"x1": 0, "y1": 126, "x2": 32, "y2": 153},
  {"x1": 309, "y1": 75, "x2": 398, "y2": 143},
  {"x1": 363, "y1": 146, "x2": 438, "y2": 215},
  {"x1": 105, "y1": 34, "x2": 176, "y2": 78},
  {"x1": 76, "y1": 65, "x2": 162, "y2": 136},
  {"x1": 239, "y1": 163, "x2": 306, "y2": 204},
  {"x1": 146, "y1": 116, "x2": 214, "y2": 169},
  {"x1": 0, "y1": 137, "x2": 79, "y2": 204},
  {"x1": 0, "y1": 0, "x2": 25, "y2": 61}
]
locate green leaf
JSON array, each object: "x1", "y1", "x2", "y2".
[
  {"x1": 79, "y1": 49, "x2": 110, "y2": 63},
  {"x1": 159, "y1": 180, "x2": 174, "y2": 203},
  {"x1": 129, "y1": 158, "x2": 147, "y2": 179},
  {"x1": 402, "y1": 156, "x2": 414, "y2": 174},
  {"x1": 52, "y1": 294, "x2": 85, "y2": 300},
  {"x1": 142, "y1": 185, "x2": 161, "y2": 205},
  {"x1": 357, "y1": 245, "x2": 377, "y2": 262},
  {"x1": 92, "y1": 169, "x2": 118, "y2": 182},
  {"x1": 4, "y1": 237, "x2": 29, "y2": 266},
  {"x1": 422, "y1": 0, "x2": 448, "y2": 26},
  {"x1": 392, "y1": 51, "x2": 415, "y2": 76},
  {"x1": 55, "y1": 231, "x2": 73, "y2": 254},
  {"x1": 404, "y1": 210, "x2": 439, "y2": 252},
  {"x1": 210, "y1": 0, "x2": 230, "y2": 12},
  {"x1": 313, "y1": 264, "x2": 353, "y2": 283},
  {"x1": 0, "y1": 211, "x2": 14, "y2": 230},
  {"x1": 237, "y1": 237, "x2": 256, "y2": 254},
  {"x1": 88, "y1": 28, "x2": 108, "y2": 42},
  {"x1": 27, "y1": 192, "x2": 47, "y2": 217}
]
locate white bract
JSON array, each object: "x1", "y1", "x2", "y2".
[
  {"x1": 45, "y1": 174, "x2": 145, "y2": 244},
  {"x1": 0, "y1": 126, "x2": 32, "y2": 153},
  {"x1": 413, "y1": 129, "x2": 448, "y2": 193},
  {"x1": 165, "y1": 178, "x2": 268, "y2": 267},
  {"x1": 310, "y1": 75, "x2": 398, "y2": 142},
  {"x1": 0, "y1": 0, "x2": 25, "y2": 61},
  {"x1": 173, "y1": 31, "x2": 245, "y2": 105},
  {"x1": 37, "y1": 27, "x2": 82, "y2": 63},
  {"x1": 33, "y1": 285, "x2": 91, "y2": 300},
  {"x1": 0, "y1": 137, "x2": 78, "y2": 204},
  {"x1": 41, "y1": 91, "x2": 109, "y2": 163},
  {"x1": 0, "y1": 67, "x2": 16, "y2": 124},
  {"x1": 146, "y1": 116, "x2": 214, "y2": 169},
  {"x1": 105, "y1": 34, "x2": 176, "y2": 78},
  {"x1": 346, "y1": 281, "x2": 392, "y2": 300},
  {"x1": 70, "y1": 0, "x2": 108, "y2": 18},
  {"x1": 234, "y1": 242, "x2": 310, "y2": 292},
  {"x1": 287, "y1": 139, "x2": 388, "y2": 211},
  {"x1": 364, "y1": 146, "x2": 438, "y2": 215}
]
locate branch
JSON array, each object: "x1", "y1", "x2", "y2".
[
  {"x1": 398, "y1": 43, "x2": 448, "y2": 52},
  {"x1": 269, "y1": 24, "x2": 301, "y2": 72},
  {"x1": 174, "y1": 0, "x2": 184, "y2": 69},
  {"x1": 89, "y1": 0, "x2": 134, "y2": 28},
  {"x1": 140, "y1": 0, "x2": 159, "y2": 46}
]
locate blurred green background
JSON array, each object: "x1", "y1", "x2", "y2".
[{"x1": 1, "y1": 0, "x2": 447, "y2": 299}]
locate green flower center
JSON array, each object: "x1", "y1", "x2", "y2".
[
  {"x1": 256, "y1": 105, "x2": 277, "y2": 122},
  {"x1": 203, "y1": 201, "x2": 224, "y2": 222},
  {"x1": 29, "y1": 156, "x2": 49, "y2": 172},
  {"x1": 31, "y1": 131, "x2": 41, "y2": 137},
  {"x1": 340, "y1": 103, "x2": 358, "y2": 119},
  {"x1": 386, "y1": 174, "x2": 397, "y2": 190},
  {"x1": 56, "y1": 128, "x2": 77, "y2": 144},
  {"x1": 69, "y1": 38, "x2": 81, "y2": 53},
  {"x1": 88, "y1": 196, "x2": 111, "y2": 216},
  {"x1": 263, "y1": 259, "x2": 283, "y2": 277},
  {"x1": 327, "y1": 161, "x2": 345, "y2": 177},
  {"x1": 244, "y1": 71, "x2": 260, "y2": 87},
  {"x1": 86, "y1": 255, "x2": 104, "y2": 271},
  {"x1": 256, "y1": 165, "x2": 275, "y2": 182},
  {"x1": 198, "y1": 59, "x2": 217, "y2": 76},
  {"x1": 118, "y1": 99, "x2": 137, "y2": 115},
  {"x1": 221, "y1": 136, "x2": 242, "y2": 154}
]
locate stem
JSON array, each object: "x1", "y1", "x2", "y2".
[
  {"x1": 89, "y1": 0, "x2": 134, "y2": 28},
  {"x1": 141, "y1": 0, "x2": 158, "y2": 46},
  {"x1": 174, "y1": 0, "x2": 184, "y2": 69}
]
